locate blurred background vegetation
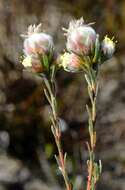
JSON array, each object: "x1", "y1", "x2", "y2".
[{"x1": 0, "y1": 0, "x2": 124, "y2": 190}]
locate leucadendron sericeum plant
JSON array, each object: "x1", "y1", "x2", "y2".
[{"x1": 21, "y1": 18, "x2": 116, "y2": 190}]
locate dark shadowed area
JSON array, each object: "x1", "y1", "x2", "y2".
[{"x1": 0, "y1": 0, "x2": 124, "y2": 190}]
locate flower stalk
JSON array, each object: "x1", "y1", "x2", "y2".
[
  {"x1": 42, "y1": 68, "x2": 72, "y2": 190},
  {"x1": 84, "y1": 63, "x2": 101, "y2": 190}
]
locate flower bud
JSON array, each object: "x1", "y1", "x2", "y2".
[
  {"x1": 101, "y1": 36, "x2": 115, "y2": 58},
  {"x1": 60, "y1": 52, "x2": 83, "y2": 72},
  {"x1": 64, "y1": 17, "x2": 96, "y2": 55},
  {"x1": 22, "y1": 56, "x2": 43, "y2": 73},
  {"x1": 22, "y1": 24, "x2": 54, "y2": 56}
]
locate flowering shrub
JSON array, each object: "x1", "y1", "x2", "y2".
[{"x1": 21, "y1": 17, "x2": 116, "y2": 190}]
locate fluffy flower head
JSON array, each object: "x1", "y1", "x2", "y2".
[
  {"x1": 63, "y1": 17, "x2": 96, "y2": 55},
  {"x1": 22, "y1": 24, "x2": 54, "y2": 56}
]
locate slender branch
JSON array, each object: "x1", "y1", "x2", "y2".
[
  {"x1": 43, "y1": 73, "x2": 72, "y2": 190},
  {"x1": 85, "y1": 65, "x2": 100, "y2": 190}
]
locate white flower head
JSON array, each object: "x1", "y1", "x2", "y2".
[
  {"x1": 22, "y1": 24, "x2": 54, "y2": 56},
  {"x1": 23, "y1": 33, "x2": 53, "y2": 56},
  {"x1": 63, "y1": 17, "x2": 96, "y2": 55}
]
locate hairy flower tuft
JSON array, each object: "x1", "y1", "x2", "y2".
[
  {"x1": 22, "y1": 24, "x2": 54, "y2": 56},
  {"x1": 63, "y1": 17, "x2": 96, "y2": 55},
  {"x1": 21, "y1": 23, "x2": 43, "y2": 38}
]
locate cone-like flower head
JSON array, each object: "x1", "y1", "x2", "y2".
[
  {"x1": 64, "y1": 17, "x2": 96, "y2": 55},
  {"x1": 101, "y1": 36, "x2": 115, "y2": 58},
  {"x1": 60, "y1": 52, "x2": 84, "y2": 72}
]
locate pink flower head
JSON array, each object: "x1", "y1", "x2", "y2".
[
  {"x1": 60, "y1": 52, "x2": 84, "y2": 73},
  {"x1": 22, "y1": 24, "x2": 54, "y2": 56},
  {"x1": 63, "y1": 17, "x2": 96, "y2": 55}
]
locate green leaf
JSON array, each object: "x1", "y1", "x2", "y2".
[
  {"x1": 42, "y1": 54, "x2": 49, "y2": 70},
  {"x1": 86, "y1": 105, "x2": 93, "y2": 135},
  {"x1": 99, "y1": 160, "x2": 102, "y2": 174},
  {"x1": 91, "y1": 176, "x2": 95, "y2": 190},
  {"x1": 93, "y1": 34, "x2": 100, "y2": 64},
  {"x1": 51, "y1": 65, "x2": 56, "y2": 82},
  {"x1": 85, "y1": 74, "x2": 91, "y2": 87}
]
